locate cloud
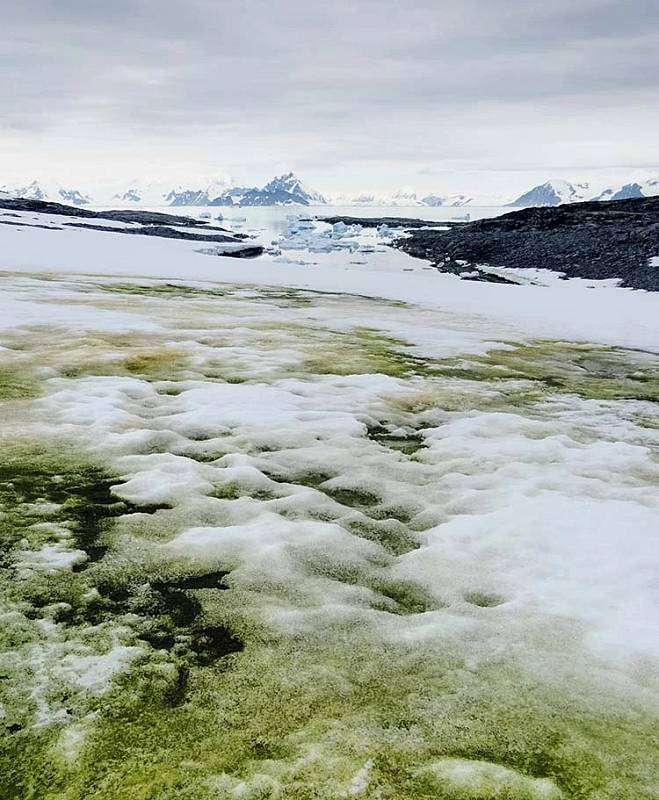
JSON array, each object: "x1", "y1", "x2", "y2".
[{"x1": 1, "y1": 0, "x2": 658, "y2": 191}]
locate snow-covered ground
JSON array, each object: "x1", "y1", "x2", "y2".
[
  {"x1": 1, "y1": 208, "x2": 657, "y2": 351},
  {"x1": 0, "y1": 210, "x2": 657, "y2": 798}
]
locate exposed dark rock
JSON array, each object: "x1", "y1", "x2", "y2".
[
  {"x1": 63, "y1": 222, "x2": 244, "y2": 244},
  {"x1": 0, "y1": 197, "x2": 266, "y2": 254},
  {"x1": 0, "y1": 219, "x2": 59, "y2": 232},
  {"x1": 151, "y1": 571, "x2": 230, "y2": 591},
  {"x1": 97, "y1": 209, "x2": 224, "y2": 228},
  {"x1": 320, "y1": 215, "x2": 463, "y2": 229},
  {"x1": 201, "y1": 245, "x2": 264, "y2": 258},
  {"x1": 391, "y1": 197, "x2": 659, "y2": 291},
  {"x1": 0, "y1": 197, "x2": 211, "y2": 226}
]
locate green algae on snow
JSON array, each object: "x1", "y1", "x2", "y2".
[
  {"x1": 433, "y1": 341, "x2": 659, "y2": 403},
  {"x1": 0, "y1": 365, "x2": 42, "y2": 401},
  {"x1": 0, "y1": 441, "x2": 242, "y2": 797},
  {"x1": 1, "y1": 283, "x2": 658, "y2": 798},
  {"x1": 6, "y1": 442, "x2": 656, "y2": 798},
  {"x1": 95, "y1": 282, "x2": 229, "y2": 299},
  {"x1": 0, "y1": 441, "x2": 127, "y2": 565},
  {"x1": 59, "y1": 347, "x2": 192, "y2": 382},
  {"x1": 5, "y1": 625, "x2": 658, "y2": 800},
  {"x1": 299, "y1": 327, "x2": 438, "y2": 379}
]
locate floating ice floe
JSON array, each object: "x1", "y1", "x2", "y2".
[
  {"x1": 277, "y1": 215, "x2": 363, "y2": 253},
  {"x1": 376, "y1": 223, "x2": 396, "y2": 239}
]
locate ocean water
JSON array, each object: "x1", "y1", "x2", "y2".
[{"x1": 143, "y1": 203, "x2": 510, "y2": 243}]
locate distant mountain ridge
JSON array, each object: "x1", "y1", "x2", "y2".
[
  {"x1": 326, "y1": 189, "x2": 474, "y2": 207},
  {"x1": 509, "y1": 178, "x2": 659, "y2": 207},
  {"x1": 169, "y1": 173, "x2": 327, "y2": 207},
  {"x1": 2, "y1": 174, "x2": 658, "y2": 208},
  {"x1": 0, "y1": 173, "x2": 327, "y2": 208},
  {"x1": 0, "y1": 179, "x2": 93, "y2": 206}
]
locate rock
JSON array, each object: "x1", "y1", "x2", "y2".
[
  {"x1": 320, "y1": 215, "x2": 463, "y2": 229},
  {"x1": 394, "y1": 197, "x2": 659, "y2": 291},
  {"x1": 0, "y1": 197, "x2": 255, "y2": 246}
]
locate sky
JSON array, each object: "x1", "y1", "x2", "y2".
[{"x1": 1, "y1": 0, "x2": 658, "y2": 198}]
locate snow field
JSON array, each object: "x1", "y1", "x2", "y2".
[{"x1": 0, "y1": 272, "x2": 657, "y2": 798}]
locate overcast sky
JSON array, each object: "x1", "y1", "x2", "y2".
[{"x1": 1, "y1": 0, "x2": 658, "y2": 195}]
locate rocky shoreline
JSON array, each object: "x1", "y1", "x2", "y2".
[
  {"x1": 325, "y1": 197, "x2": 659, "y2": 291},
  {"x1": 320, "y1": 215, "x2": 464, "y2": 229},
  {"x1": 0, "y1": 197, "x2": 264, "y2": 256}
]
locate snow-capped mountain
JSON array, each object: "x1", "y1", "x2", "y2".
[
  {"x1": 0, "y1": 173, "x2": 324, "y2": 208},
  {"x1": 206, "y1": 173, "x2": 326, "y2": 207},
  {"x1": 114, "y1": 176, "x2": 234, "y2": 207},
  {"x1": 421, "y1": 193, "x2": 472, "y2": 207},
  {"x1": 325, "y1": 192, "x2": 379, "y2": 206},
  {"x1": 327, "y1": 189, "x2": 475, "y2": 207},
  {"x1": 0, "y1": 179, "x2": 48, "y2": 201},
  {"x1": 509, "y1": 180, "x2": 593, "y2": 207},
  {"x1": 592, "y1": 178, "x2": 659, "y2": 202},
  {"x1": 324, "y1": 186, "x2": 427, "y2": 206},
  {"x1": 163, "y1": 173, "x2": 325, "y2": 207},
  {"x1": 4, "y1": 173, "x2": 658, "y2": 210},
  {"x1": 510, "y1": 177, "x2": 659, "y2": 207},
  {"x1": 58, "y1": 188, "x2": 93, "y2": 206},
  {"x1": 388, "y1": 188, "x2": 425, "y2": 207},
  {"x1": 263, "y1": 172, "x2": 325, "y2": 204},
  {"x1": 166, "y1": 187, "x2": 216, "y2": 206},
  {"x1": 112, "y1": 188, "x2": 143, "y2": 204},
  {"x1": 0, "y1": 180, "x2": 92, "y2": 206}
]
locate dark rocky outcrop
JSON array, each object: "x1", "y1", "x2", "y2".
[
  {"x1": 0, "y1": 197, "x2": 218, "y2": 227},
  {"x1": 320, "y1": 215, "x2": 463, "y2": 229},
  {"x1": 389, "y1": 197, "x2": 659, "y2": 291},
  {"x1": 63, "y1": 222, "x2": 244, "y2": 244},
  {"x1": 0, "y1": 197, "x2": 264, "y2": 255}
]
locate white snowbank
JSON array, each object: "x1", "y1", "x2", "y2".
[
  {"x1": 0, "y1": 220, "x2": 656, "y2": 351},
  {"x1": 15, "y1": 542, "x2": 87, "y2": 572},
  {"x1": 40, "y1": 362, "x2": 659, "y2": 664}
]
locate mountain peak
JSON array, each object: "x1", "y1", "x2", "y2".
[
  {"x1": 509, "y1": 179, "x2": 590, "y2": 207},
  {"x1": 192, "y1": 173, "x2": 327, "y2": 207},
  {"x1": 262, "y1": 173, "x2": 325, "y2": 204}
]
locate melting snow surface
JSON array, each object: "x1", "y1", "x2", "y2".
[{"x1": 0, "y1": 212, "x2": 657, "y2": 795}]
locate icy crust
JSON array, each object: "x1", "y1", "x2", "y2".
[{"x1": 0, "y1": 273, "x2": 658, "y2": 798}]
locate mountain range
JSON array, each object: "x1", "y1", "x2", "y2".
[
  {"x1": 1, "y1": 174, "x2": 658, "y2": 208},
  {"x1": 0, "y1": 180, "x2": 93, "y2": 206},
  {"x1": 508, "y1": 178, "x2": 659, "y2": 207},
  {"x1": 171, "y1": 173, "x2": 327, "y2": 207},
  {"x1": 0, "y1": 174, "x2": 327, "y2": 209},
  {"x1": 0, "y1": 176, "x2": 486, "y2": 208}
]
